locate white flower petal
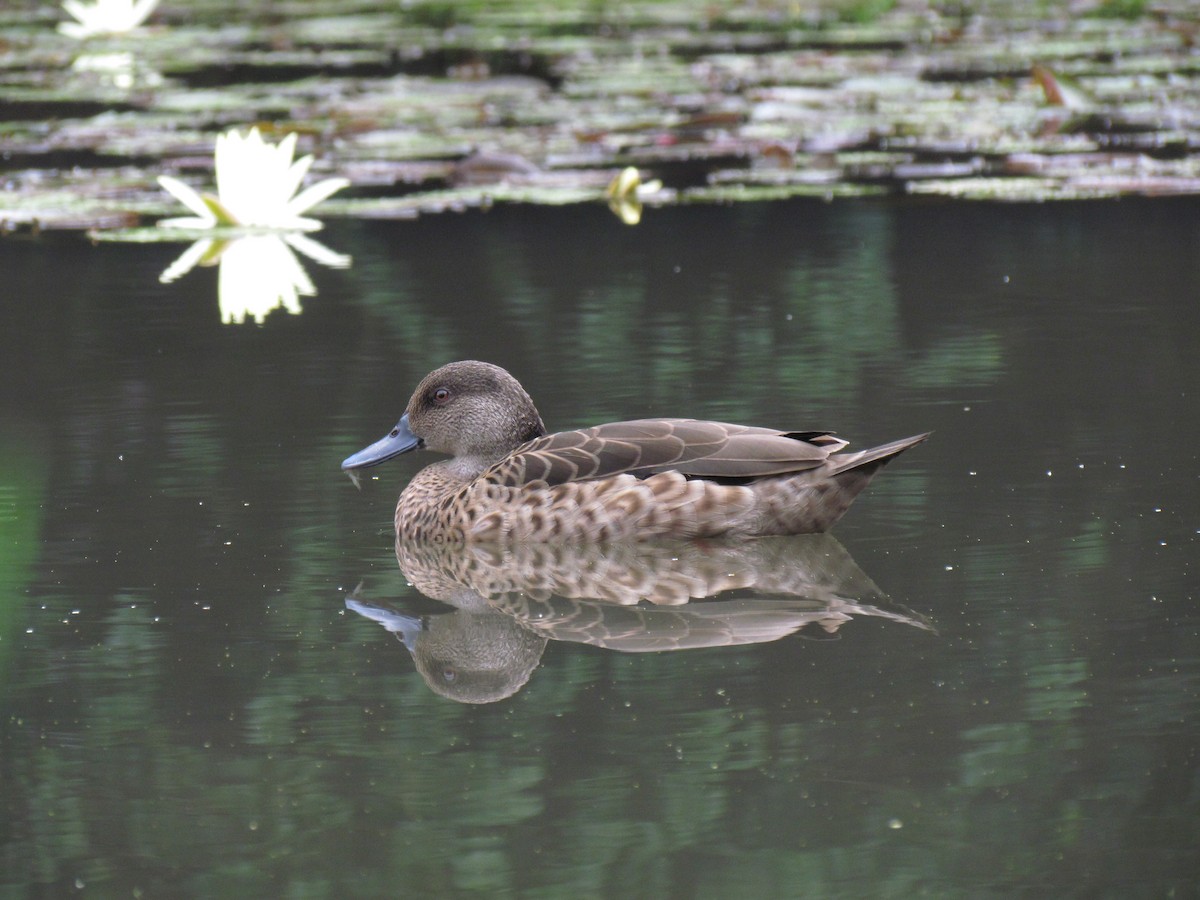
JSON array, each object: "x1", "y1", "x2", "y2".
[
  {"x1": 130, "y1": 0, "x2": 159, "y2": 27},
  {"x1": 264, "y1": 137, "x2": 304, "y2": 215},
  {"x1": 219, "y1": 129, "x2": 269, "y2": 219},
  {"x1": 62, "y1": 0, "x2": 95, "y2": 22},
  {"x1": 280, "y1": 154, "x2": 315, "y2": 207},
  {"x1": 275, "y1": 133, "x2": 299, "y2": 167},
  {"x1": 286, "y1": 177, "x2": 349, "y2": 217},
  {"x1": 60, "y1": 0, "x2": 160, "y2": 35},
  {"x1": 157, "y1": 175, "x2": 216, "y2": 223},
  {"x1": 213, "y1": 130, "x2": 250, "y2": 221}
]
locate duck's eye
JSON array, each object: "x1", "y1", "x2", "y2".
[{"x1": 432, "y1": 388, "x2": 451, "y2": 406}]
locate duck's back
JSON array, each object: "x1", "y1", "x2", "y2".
[
  {"x1": 481, "y1": 419, "x2": 847, "y2": 487},
  {"x1": 394, "y1": 423, "x2": 927, "y2": 543}
]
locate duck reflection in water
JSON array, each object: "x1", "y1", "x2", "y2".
[{"x1": 346, "y1": 536, "x2": 931, "y2": 704}]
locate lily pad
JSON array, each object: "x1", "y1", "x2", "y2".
[{"x1": 2, "y1": 0, "x2": 1200, "y2": 230}]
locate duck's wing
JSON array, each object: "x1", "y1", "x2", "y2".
[{"x1": 482, "y1": 419, "x2": 849, "y2": 487}]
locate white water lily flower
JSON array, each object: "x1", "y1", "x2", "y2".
[
  {"x1": 157, "y1": 127, "x2": 349, "y2": 232},
  {"x1": 59, "y1": 0, "x2": 159, "y2": 38},
  {"x1": 160, "y1": 234, "x2": 351, "y2": 325}
]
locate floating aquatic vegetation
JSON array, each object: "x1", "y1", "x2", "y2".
[
  {"x1": 325, "y1": 179, "x2": 608, "y2": 219},
  {"x1": 905, "y1": 175, "x2": 1121, "y2": 201},
  {"x1": 157, "y1": 127, "x2": 349, "y2": 231},
  {"x1": 59, "y1": 0, "x2": 159, "y2": 39},
  {"x1": 683, "y1": 181, "x2": 887, "y2": 203},
  {"x1": 0, "y1": 167, "x2": 152, "y2": 233},
  {"x1": 0, "y1": 0, "x2": 1198, "y2": 227}
]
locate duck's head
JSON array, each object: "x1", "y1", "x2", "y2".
[{"x1": 341, "y1": 360, "x2": 547, "y2": 472}]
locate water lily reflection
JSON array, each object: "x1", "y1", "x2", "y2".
[
  {"x1": 158, "y1": 128, "x2": 349, "y2": 232},
  {"x1": 70, "y1": 51, "x2": 162, "y2": 90},
  {"x1": 160, "y1": 234, "x2": 351, "y2": 325},
  {"x1": 59, "y1": 0, "x2": 159, "y2": 38}
]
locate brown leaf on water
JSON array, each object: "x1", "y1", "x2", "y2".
[
  {"x1": 756, "y1": 142, "x2": 795, "y2": 170},
  {"x1": 1030, "y1": 64, "x2": 1090, "y2": 110},
  {"x1": 1031, "y1": 63, "x2": 1066, "y2": 106}
]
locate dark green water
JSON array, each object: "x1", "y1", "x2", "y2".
[{"x1": 1, "y1": 198, "x2": 1197, "y2": 896}]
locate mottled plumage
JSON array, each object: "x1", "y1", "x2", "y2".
[
  {"x1": 341, "y1": 360, "x2": 927, "y2": 542},
  {"x1": 346, "y1": 536, "x2": 932, "y2": 703}
]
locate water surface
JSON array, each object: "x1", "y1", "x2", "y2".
[{"x1": 1, "y1": 198, "x2": 1197, "y2": 896}]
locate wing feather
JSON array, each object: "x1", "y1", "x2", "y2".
[{"x1": 484, "y1": 419, "x2": 841, "y2": 486}]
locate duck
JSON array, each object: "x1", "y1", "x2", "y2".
[{"x1": 341, "y1": 360, "x2": 927, "y2": 543}]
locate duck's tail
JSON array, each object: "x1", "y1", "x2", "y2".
[
  {"x1": 825, "y1": 432, "x2": 931, "y2": 478},
  {"x1": 750, "y1": 432, "x2": 929, "y2": 535}
]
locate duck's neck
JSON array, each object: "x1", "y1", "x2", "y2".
[
  {"x1": 445, "y1": 454, "x2": 497, "y2": 482},
  {"x1": 447, "y1": 417, "x2": 544, "y2": 482}
]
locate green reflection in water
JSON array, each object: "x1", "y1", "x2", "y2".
[
  {"x1": 0, "y1": 430, "x2": 48, "y2": 679},
  {"x1": 776, "y1": 211, "x2": 900, "y2": 404},
  {"x1": 2, "y1": 199, "x2": 1197, "y2": 897},
  {"x1": 908, "y1": 332, "x2": 1004, "y2": 390}
]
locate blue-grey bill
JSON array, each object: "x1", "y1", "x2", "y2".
[
  {"x1": 345, "y1": 598, "x2": 424, "y2": 652},
  {"x1": 341, "y1": 413, "x2": 422, "y2": 470}
]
